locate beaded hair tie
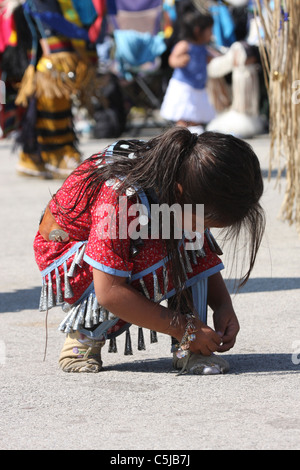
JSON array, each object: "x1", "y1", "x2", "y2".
[{"x1": 174, "y1": 313, "x2": 197, "y2": 359}]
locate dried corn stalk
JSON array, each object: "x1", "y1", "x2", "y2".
[{"x1": 254, "y1": 0, "x2": 300, "y2": 233}]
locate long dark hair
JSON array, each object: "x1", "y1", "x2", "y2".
[
  {"x1": 53, "y1": 127, "x2": 265, "y2": 310},
  {"x1": 176, "y1": 2, "x2": 214, "y2": 42}
]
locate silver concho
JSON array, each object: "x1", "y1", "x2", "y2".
[{"x1": 49, "y1": 229, "x2": 70, "y2": 242}]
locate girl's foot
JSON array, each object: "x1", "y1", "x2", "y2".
[
  {"x1": 173, "y1": 351, "x2": 230, "y2": 375},
  {"x1": 59, "y1": 331, "x2": 105, "y2": 373}
]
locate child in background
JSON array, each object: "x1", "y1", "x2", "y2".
[
  {"x1": 34, "y1": 127, "x2": 265, "y2": 375},
  {"x1": 160, "y1": 8, "x2": 216, "y2": 134}
]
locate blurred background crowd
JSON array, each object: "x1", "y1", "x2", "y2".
[{"x1": 0, "y1": 0, "x2": 270, "y2": 179}]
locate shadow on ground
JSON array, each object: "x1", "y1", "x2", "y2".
[
  {"x1": 225, "y1": 277, "x2": 300, "y2": 294},
  {"x1": 0, "y1": 287, "x2": 41, "y2": 313},
  {"x1": 103, "y1": 353, "x2": 300, "y2": 375}
]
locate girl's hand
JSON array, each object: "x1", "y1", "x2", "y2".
[
  {"x1": 189, "y1": 319, "x2": 223, "y2": 356},
  {"x1": 213, "y1": 306, "x2": 240, "y2": 353},
  {"x1": 207, "y1": 272, "x2": 240, "y2": 353}
]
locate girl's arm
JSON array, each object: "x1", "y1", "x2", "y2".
[
  {"x1": 93, "y1": 268, "x2": 222, "y2": 356},
  {"x1": 168, "y1": 40, "x2": 190, "y2": 69},
  {"x1": 207, "y1": 272, "x2": 240, "y2": 352}
]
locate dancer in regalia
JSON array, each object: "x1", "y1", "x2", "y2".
[
  {"x1": 14, "y1": 0, "x2": 104, "y2": 178},
  {"x1": 34, "y1": 127, "x2": 265, "y2": 375}
]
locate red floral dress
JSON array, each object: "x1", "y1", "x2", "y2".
[{"x1": 34, "y1": 145, "x2": 224, "y2": 341}]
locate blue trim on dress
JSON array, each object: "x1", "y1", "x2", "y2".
[
  {"x1": 83, "y1": 253, "x2": 131, "y2": 277},
  {"x1": 40, "y1": 241, "x2": 86, "y2": 277},
  {"x1": 83, "y1": 245, "x2": 223, "y2": 290},
  {"x1": 71, "y1": 260, "x2": 223, "y2": 305}
]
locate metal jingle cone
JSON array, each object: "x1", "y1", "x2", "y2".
[
  {"x1": 84, "y1": 293, "x2": 94, "y2": 328},
  {"x1": 138, "y1": 327, "x2": 146, "y2": 350},
  {"x1": 74, "y1": 298, "x2": 88, "y2": 330},
  {"x1": 67, "y1": 255, "x2": 77, "y2": 278},
  {"x1": 139, "y1": 277, "x2": 150, "y2": 299},
  {"x1": 55, "y1": 267, "x2": 63, "y2": 303},
  {"x1": 108, "y1": 337, "x2": 118, "y2": 353},
  {"x1": 153, "y1": 271, "x2": 163, "y2": 302},
  {"x1": 64, "y1": 262, "x2": 74, "y2": 299},
  {"x1": 39, "y1": 279, "x2": 48, "y2": 312},
  {"x1": 92, "y1": 295, "x2": 100, "y2": 325},
  {"x1": 92, "y1": 307, "x2": 100, "y2": 326},
  {"x1": 99, "y1": 306, "x2": 107, "y2": 322},
  {"x1": 65, "y1": 304, "x2": 81, "y2": 334},
  {"x1": 74, "y1": 244, "x2": 86, "y2": 267},
  {"x1": 124, "y1": 329, "x2": 133, "y2": 355},
  {"x1": 58, "y1": 308, "x2": 75, "y2": 332},
  {"x1": 150, "y1": 330, "x2": 158, "y2": 343},
  {"x1": 47, "y1": 272, "x2": 55, "y2": 309}
]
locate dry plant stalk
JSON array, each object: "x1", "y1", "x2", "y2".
[{"x1": 254, "y1": 0, "x2": 300, "y2": 234}]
